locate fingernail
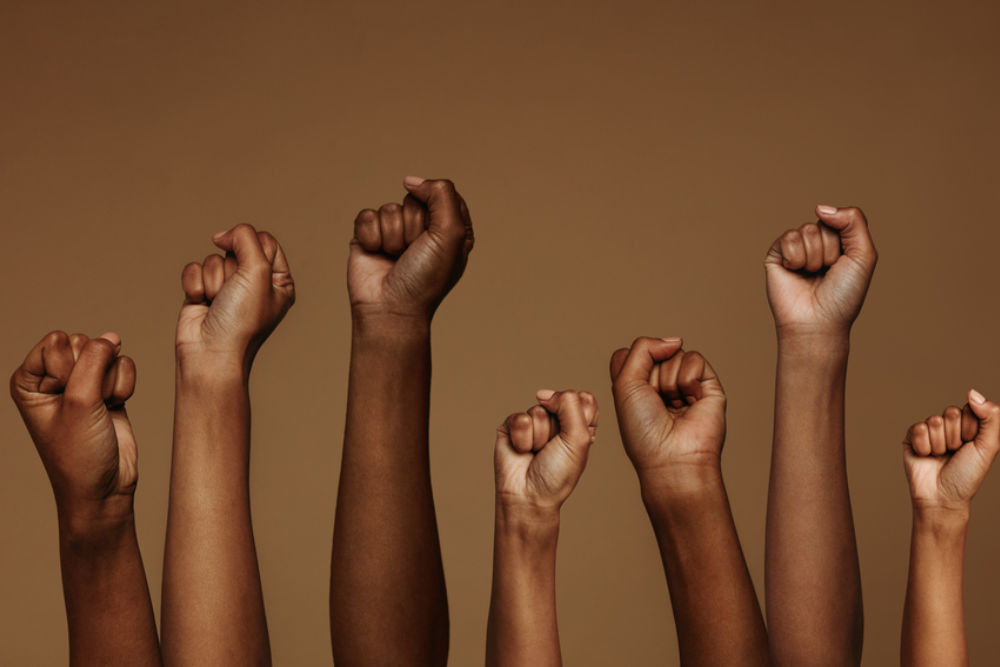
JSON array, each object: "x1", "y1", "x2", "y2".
[
  {"x1": 212, "y1": 230, "x2": 227, "y2": 239},
  {"x1": 404, "y1": 175, "x2": 426, "y2": 188},
  {"x1": 536, "y1": 389, "x2": 556, "y2": 401},
  {"x1": 661, "y1": 337, "x2": 682, "y2": 343},
  {"x1": 970, "y1": 389, "x2": 986, "y2": 405},
  {"x1": 685, "y1": 395, "x2": 698, "y2": 404},
  {"x1": 817, "y1": 205, "x2": 838, "y2": 216},
  {"x1": 99, "y1": 332, "x2": 121, "y2": 348}
]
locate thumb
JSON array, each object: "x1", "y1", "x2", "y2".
[
  {"x1": 537, "y1": 390, "x2": 590, "y2": 450},
  {"x1": 212, "y1": 224, "x2": 268, "y2": 270},
  {"x1": 814, "y1": 205, "x2": 877, "y2": 269},
  {"x1": 968, "y1": 390, "x2": 1000, "y2": 452},
  {"x1": 403, "y1": 177, "x2": 465, "y2": 241}
]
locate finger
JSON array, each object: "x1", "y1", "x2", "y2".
[
  {"x1": 402, "y1": 194, "x2": 428, "y2": 246},
  {"x1": 611, "y1": 337, "x2": 684, "y2": 391},
  {"x1": 819, "y1": 222, "x2": 841, "y2": 267},
  {"x1": 943, "y1": 406, "x2": 963, "y2": 452},
  {"x1": 528, "y1": 404, "x2": 554, "y2": 451},
  {"x1": 815, "y1": 206, "x2": 877, "y2": 269},
  {"x1": 69, "y1": 333, "x2": 89, "y2": 361},
  {"x1": 926, "y1": 414, "x2": 947, "y2": 456},
  {"x1": 213, "y1": 224, "x2": 268, "y2": 270},
  {"x1": 64, "y1": 337, "x2": 120, "y2": 408},
  {"x1": 503, "y1": 412, "x2": 534, "y2": 454},
  {"x1": 908, "y1": 422, "x2": 931, "y2": 457},
  {"x1": 402, "y1": 177, "x2": 465, "y2": 244},
  {"x1": 579, "y1": 391, "x2": 599, "y2": 428},
  {"x1": 658, "y1": 350, "x2": 685, "y2": 408},
  {"x1": 181, "y1": 262, "x2": 206, "y2": 304},
  {"x1": 967, "y1": 390, "x2": 1000, "y2": 455},
  {"x1": 677, "y1": 351, "x2": 707, "y2": 404},
  {"x1": 379, "y1": 203, "x2": 406, "y2": 256},
  {"x1": 799, "y1": 222, "x2": 825, "y2": 273},
  {"x1": 257, "y1": 231, "x2": 295, "y2": 293},
  {"x1": 107, "y1": 356, "x2": 136, "y2": 408},
  {"x1": 223, "y1": 252, "x2": 238, "y2": 281},
  {"x1": 537, "y1": 390, "x2": 589, "y2": 444},
  {"x1": 202, "y1": 254, "x2": 225, "y2": 301},
  {"x1": 14, "y1": 331, "x2": 75, "y2": 395},
  {"x1": 354, "y1": 209, "x2": 382, "y2": 252},
  {"x1": 778, "y1": 229, "x2": 807, "y2": 270},
  {"x1": 609, "y1": 348, "x2": 630, "y2": 383},
  {"x1": 961, "y1": 404, "x2": 979, "y2": 442}
]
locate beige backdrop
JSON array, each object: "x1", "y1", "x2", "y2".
[{"x1": 2, "y1": 0, "x2": 999, "y2": 664}]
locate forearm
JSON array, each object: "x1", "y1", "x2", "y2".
[
  {"x1": 162, "y1": 362, "x2": 270, "y2": 666},
  {"x1": 330, "y1": 316, "x2": 448, "y2": 666},
  {"x1": 486, "y1": 506, "x2": 561, "y2": 667},
  {"x1": 642, "y1": 468, "x2": 769, "y2": 667},
  {"x1": 59, "y1": 508, "x2": 162, "y2": 667},
  {"x1": 902, "y1": 509, "x2": 969, "y2": 667},
  {"x1": 766, "y1": 335, "x2": 862, "y2": 665}
]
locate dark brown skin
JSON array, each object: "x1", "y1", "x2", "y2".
[
  {"x1": 161, "y1": 225, "x2": 295, "y2": 667},
  {"x1": 486, "y1": 390, "x2": 598, "y2": 667},
  {"x1": 10, "y1": 331, "x2": 162, "y2": 667},
  {"x1": 330, "y1": 177, "x2": 474, "y2": 667},
  {"x1": 610, "y1": 337, "x2": 769, "y2": 667},
  {"x1": 764, "y1": 206, "x2": 877, "y2": 667},
  {"x1": 901, "y1": 391, "x2": 1000, "y2": 667}
]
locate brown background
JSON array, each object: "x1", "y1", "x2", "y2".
[{"x1": 2, "y1": 0, "x2": 999, "y2": 664}]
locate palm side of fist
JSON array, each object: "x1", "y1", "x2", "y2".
[
  {"x1": 764, "y1": 205, "x2": 877, "y2": 340},
  {"x1": 494, "y1": 390, "x2": 598, "y2": 511},
  {"x1": 903, "y1": 390, "x2": 1000, "y2": 512},
  {"x1": 610, "y1": 338, "x2": 727, "y2": 478},
  {"x1": 177, "y1": 224, "x2": 295, "y2": 369},
  {"x1": 348, "y1": 177, "x2": 474, "y2": 321},
  {"x1": 10, "y1": 331, "x2": 138, "y2": 512}
]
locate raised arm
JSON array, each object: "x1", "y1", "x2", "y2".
[
  {"x1": 610, "y1": 337, "x2": 768, "y2": 667},
  {"x1": 10, "y1": 331, "x2": 162, "y2": 667},
  {"x1": 901, "y1": 391, "x2": 1000, "y2": 667},
  {"x1": 763, "y1": 206, "x2": 877, "y2": 666},
  {"x1": 161, "y1": 225, "x2": 295, "y2": 667},
  {"x1": 486, "y1": 390, "x2": 598, "y2": 667},
  {"x1": 330, "y1": 177, "x2": 474, "y2": 667}
]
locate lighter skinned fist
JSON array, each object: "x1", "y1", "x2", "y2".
[
  {"x1": 348, "y1": 177, "x2": 474, "y2": 321},
  {"x1": 764, "y1": 206, "x2": 877, "y2": 340},
  {"x1": 903, "y1": 390, "x2": 1000, "y2": 512},
  {"x1": 177, "y1": 224, "x2": 295, "y2": 372},
  {"x1": 610, "y1": 338, "x2": 727, "y2": 479},
  {"x1": 494, "y1": 390, "x2": 598, "y2": 511},
  {"x1": 10, "y1": 331, "x2": 138, "y2": 513}
]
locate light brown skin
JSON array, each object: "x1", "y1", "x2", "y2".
[
  {"x1": 901, "y1": 390, "x2": 1000, "y2": 667},
  {"x1": 161, "y1": 224, "x2": 294, "y2": 667},
  {"x1": 486, "y1": 390, "x2": 599, "y2": 667},
  {"x1": 764, "y1": 206, "x2": 877, "y2": 667},
  {"x1": 610, "y1": 337, "x2": 769, "y2": 667},
  {"x1": 10, "y1": 331, "x2": 162, "y2": 667},
  {"x1": 330, "y1": 177, "x2": 474, "y2": 667}
]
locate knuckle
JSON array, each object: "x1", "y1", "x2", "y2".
[
  {"x1": 44, "y1": 330, "x2": 69, "y2": 347},
  {"x1": 232, "y1": 222, "x2": 257, "y2": 235},
  {"x1": 379, "y1": 202, "x2": 402, "y2": 216},
  {"x1": 356, "y1": 209, "x2": 378, "y2": 224},
  {"x1": 928, "y1": 415, "x2": 944, "y2": 427},
  {"x1": 944, "y1": 406, "x2": 962, "y2": 418},
  {"x1": 431, "y1": 179, "x2": 456, "y2": 195}
]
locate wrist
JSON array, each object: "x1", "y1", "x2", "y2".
[
  {"x1": 913, "y1": 504, "x2": 971, "y2": 529},
  {"x1": 351, "y1": 309, "x2": 432, "y2": 340},
  {"x1": 776, "y1": 329, "x2": 851, "y2": 358},
  {"x1": 56, "y1": 498, "x2": 136, "y2": 547},
  {"x1": 176, "y1": 353, "x2": 250, "y2": 386},
  {"x1": 637, "y1": 462, "x2": 725, "y2": 506}
]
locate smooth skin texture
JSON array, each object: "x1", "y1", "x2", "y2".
[
  {"x1": 610, "y1": 337, "x2": 769, "y2": 667},
  {"x1": 10, "y1": 331, "x2": 162, "y2": 667},
  {"x1": 161, "y1": 225, "x2": 295, "y2": 667},
  {"x1": 764, "y1": 205, "x2": 877, "y2": 667},
  {"x1": 486, "y1": 389, "x2": 599, "y2": 667},
  {"x1": 330, "y1": 177, "x2": 474, "y2": 667},
  {"x1": 901, "y1": 390, "x2": 1000, "y2": 667}
]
